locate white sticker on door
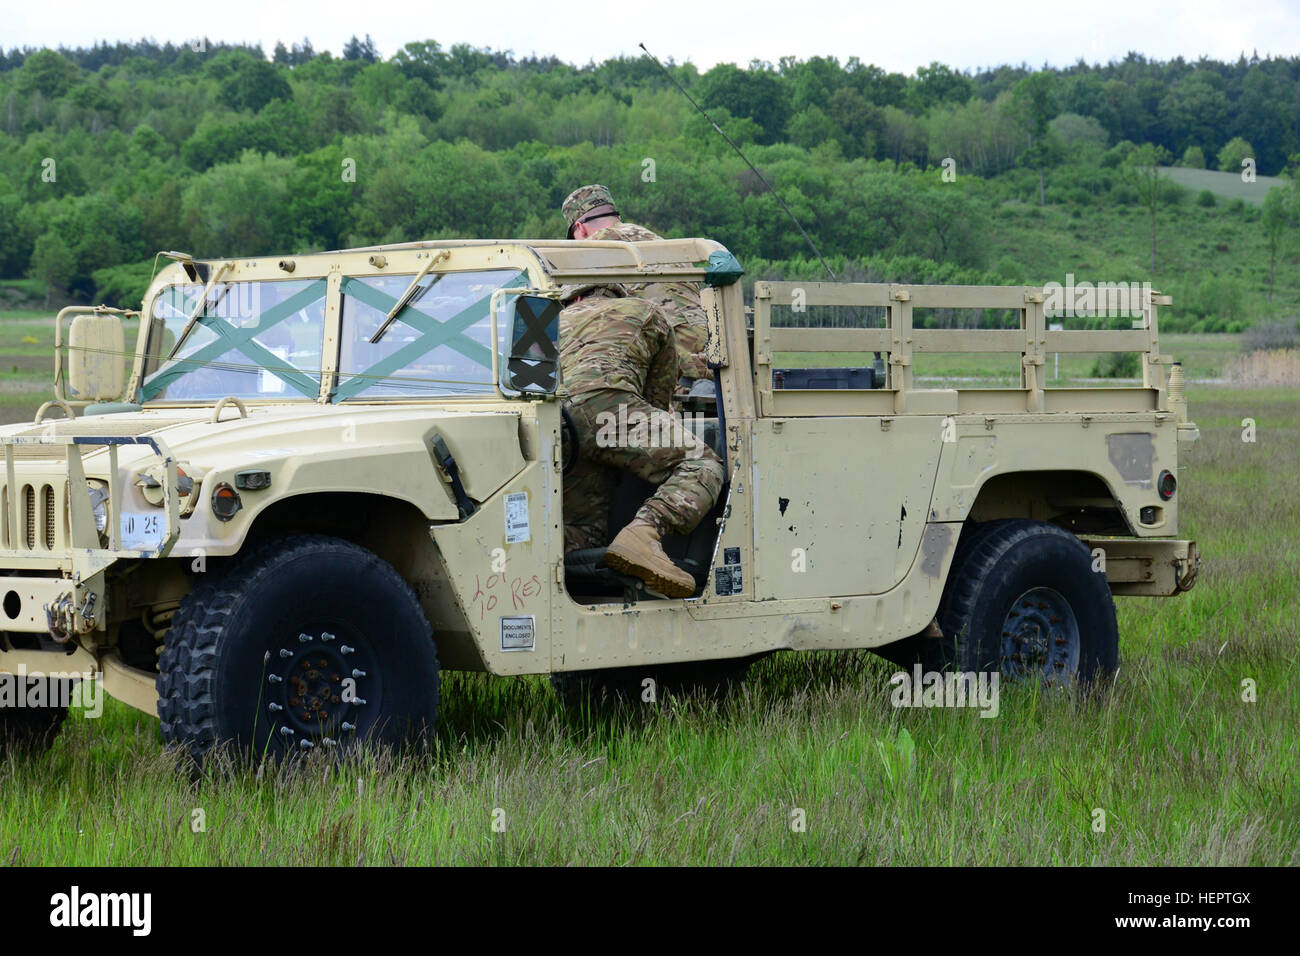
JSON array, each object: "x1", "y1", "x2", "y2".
[{"x1": 505, "y1": 491, "x2": 530, "y2": 544}]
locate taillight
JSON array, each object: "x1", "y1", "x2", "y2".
[{"x1": 1157, "y1": 470, "x2": 1176, "y2": 500}]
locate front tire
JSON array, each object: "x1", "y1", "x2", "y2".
[{"x1": 157, "y1": 535, "x2": 440, "y2": 766}]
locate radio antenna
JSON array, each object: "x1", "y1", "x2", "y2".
[{"x1": 639, "y1": 42, "x2": 836, "y2": 281}]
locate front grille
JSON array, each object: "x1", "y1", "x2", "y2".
[
  {"x1": 0, "y1": 480, "x2": 71, "y2": 551},
  {"x1": 44, "y1": 485, "x2": 55, "y2": 550},
  {"x1": 24, "y1": 485, "x2": 34, "y2": 549}
]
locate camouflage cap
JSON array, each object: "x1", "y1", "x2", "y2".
[{"x1": 562, "y1": 184, "x2": 619, "y2": 233}]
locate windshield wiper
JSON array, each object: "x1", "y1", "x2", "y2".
[
  {"x1": 167, "y1": 261, "x2": 234, "y2": 360},
  {"x1": 369, "y1": 250, "x2": 449, "y2": 344}
]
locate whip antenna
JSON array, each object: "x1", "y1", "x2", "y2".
[{"x1": 639, "y1": 42, "x2": 835, "y2": 281}]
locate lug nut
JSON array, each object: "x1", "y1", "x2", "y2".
[
  {"x1": 342, "y1": 722, "x2": 356, "y2": 732},
  {"x1": 340, "y1": 645, "x2": 354, "y2": 655},
  {"x1": 322, "y1": 632, "x2": 335, "y2": 642},
  {"x1": 268, "y1": 702, "x2": 283, "y2": 712},
  {"x1": 352, "y1": 697, "x2": 367, "y2": 706},
  {"x1": 279, "y1": 648, "x2": 293, "y2": 658},
  {"x1": 299, "y1": 739, "x2": 314, "y2": 750},
  {"x1": 321, "y1": 737, "x2": 336, "y2": 747},
  {"x1": 299, "y1": 633, "x2": 313, "y2": 643},
  {"x1": 268, "y1": 674, "x2": 283, "y2": 684},
  {"x1": 279, "y1": 726, "x2": 294, "y2": 736},
  {"x1": 352, "y1": 669, "x2": 366, "y2": 678}
]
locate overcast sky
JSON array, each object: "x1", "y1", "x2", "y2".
[{"x1": 4, "y1": 0, "x2": 1297, "y2": 74}]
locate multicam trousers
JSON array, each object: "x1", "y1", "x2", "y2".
[{"x1": 563, "y1": 388, "x2": 725, "y2": 552}]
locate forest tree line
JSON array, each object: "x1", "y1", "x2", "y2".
[{"x1": 1, "y1": 36, "x2": 1298, "y2": 328}]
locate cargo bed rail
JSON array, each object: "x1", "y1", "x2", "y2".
[{"x1": 752, "y1": 281, "x2": 1176, "y2": 418}]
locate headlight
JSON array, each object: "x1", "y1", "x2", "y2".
[
  {"x1": 87, "y1": 482, "x2": 109, "y2": 534},
  {"x1": 135, "y1": 463, "x2": 200, "y2": 516}
]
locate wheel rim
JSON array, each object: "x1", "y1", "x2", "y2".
[
  {"x1": 1000, "y1": 586, "x2": 1080, "y2": 682},
  {"x1": 264, "y1": 624, "x2": 381, "y2": 749}
]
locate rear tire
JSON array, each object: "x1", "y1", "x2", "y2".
[
  {"x1": 157, "y1": 535, "x2": 439, "y2": 766},
  {"x1": 932, "y1": 519, "x2": 1118, "y2": 684}
]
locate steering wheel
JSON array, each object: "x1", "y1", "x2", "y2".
[{"x1": 560, "y1": 404, "x2": 579, "y2": 476}]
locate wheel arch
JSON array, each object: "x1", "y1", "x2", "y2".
[
  {"x1": 965, "y1": 468, "x2": 1134, "y2": 536},
  {"x1": 238, "y1": 493, "x2": 482, "y2": 669}
]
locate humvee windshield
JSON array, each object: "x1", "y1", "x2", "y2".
[{"x1": 140, "y1": 268, "x2": 526, "y2": 402}]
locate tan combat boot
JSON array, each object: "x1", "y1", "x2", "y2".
[{"x1": 605, "y1": 518, "x2": 696, "y2": 598}]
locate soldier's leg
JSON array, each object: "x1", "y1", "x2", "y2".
[{"x1": 583, "y1": 394, "x2": 725, "y2": 536}]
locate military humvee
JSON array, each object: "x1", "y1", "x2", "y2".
[{"x1": 0, "y1": 238, "x2": 1198, "y2": 760}]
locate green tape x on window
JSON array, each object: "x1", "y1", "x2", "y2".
[{"x1": 142, "y1": 278, "x2": 328, "y2": 402}]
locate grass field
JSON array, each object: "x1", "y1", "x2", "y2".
[
  {"x1": 1161, "y1": 166, "x2": 1287, "y2": 205},
  {"x1": 0, "y1": 309, "x2": 1294, "y2": 865}
]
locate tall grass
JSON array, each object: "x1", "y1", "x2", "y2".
[{"x1": 1225, "y1": 350, "x2": 1300, "y2": 387}]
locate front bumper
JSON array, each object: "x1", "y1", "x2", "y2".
[{"x1": 0, "y1": 433, "x2": 181, "y2": 637}]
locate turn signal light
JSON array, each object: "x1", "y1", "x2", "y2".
[{"x1": 211, "y1": 482, "x2": 243, "y2": 521}]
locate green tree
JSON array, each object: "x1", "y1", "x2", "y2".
[
  {"x1": 907, "y1": 62, "x2": 974, "y2": 111},
  {"x1": 1010, "y1": 71, "x2": 1059, "y2": 204},
  {"x1": 218, "y1": 57, "x2": 292, "y2": 112},
  {"x1": 1124, "y1": 143, "x2": 1173, "y2": 271},
  {"x1": 697, "y1": 63, "x2": 790, "y2": 145},
  {"x1": 29, "y1": 233, "x2": 75, "y2": 304},
  {"x1": 181, "y1": 151, "x2": 298, "y2": 256},
  {"x1": 1261, "y1": 185, "x2": 1290, "y2": 303},
  {"x1": 1158, "y1": 72, "x2": 1228, "y2": 159},
  {"x1": 1216, "y1": 136, "x2": 1255, "y2": 174},
  {"x1": 342, "y1": 35, "x2": 380, "y2": 63},
  {"x1": 786, "y1": 105, "x2": 840, "y2": 149},
  {"x1": 1180, "y1": 145, "x2": 1206, "y2": 168},
  {"x1": 13, "y1": 50, "x2": 82, "y2": 98}
]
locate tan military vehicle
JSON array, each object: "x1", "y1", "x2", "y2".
[{"x1": 0, "y1": 239, "x2": 1198, "y2": 760}]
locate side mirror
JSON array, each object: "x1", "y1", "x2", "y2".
[
  {"x1": 505, "y1": 295, "x2": 560, "y2": 395},
  {"x1": 66, "y1": 312, "x2": 126, "y2": 402}
]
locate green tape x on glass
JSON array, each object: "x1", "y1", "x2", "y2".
[
  {"x1": 141, "y1": 278, "x2": 328, "y2": 402},
  {"x1": 334, "y1": 269, "x2": 526, "y2": 401}
]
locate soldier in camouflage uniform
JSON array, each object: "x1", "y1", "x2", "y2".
[
  {"x1": 559, "y1": 283, "x2": 724, "y2": 598},
  {"x1": 561, "y1": 185, "x2": 711, "y2": 385}
]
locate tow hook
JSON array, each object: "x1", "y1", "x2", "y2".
[
  {"x1": 1174, "y1": 543, "x2": 1200, "y2": 593},
  {"x1": 44, "y1": 590, "x2": 97, "y2": 642}
]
